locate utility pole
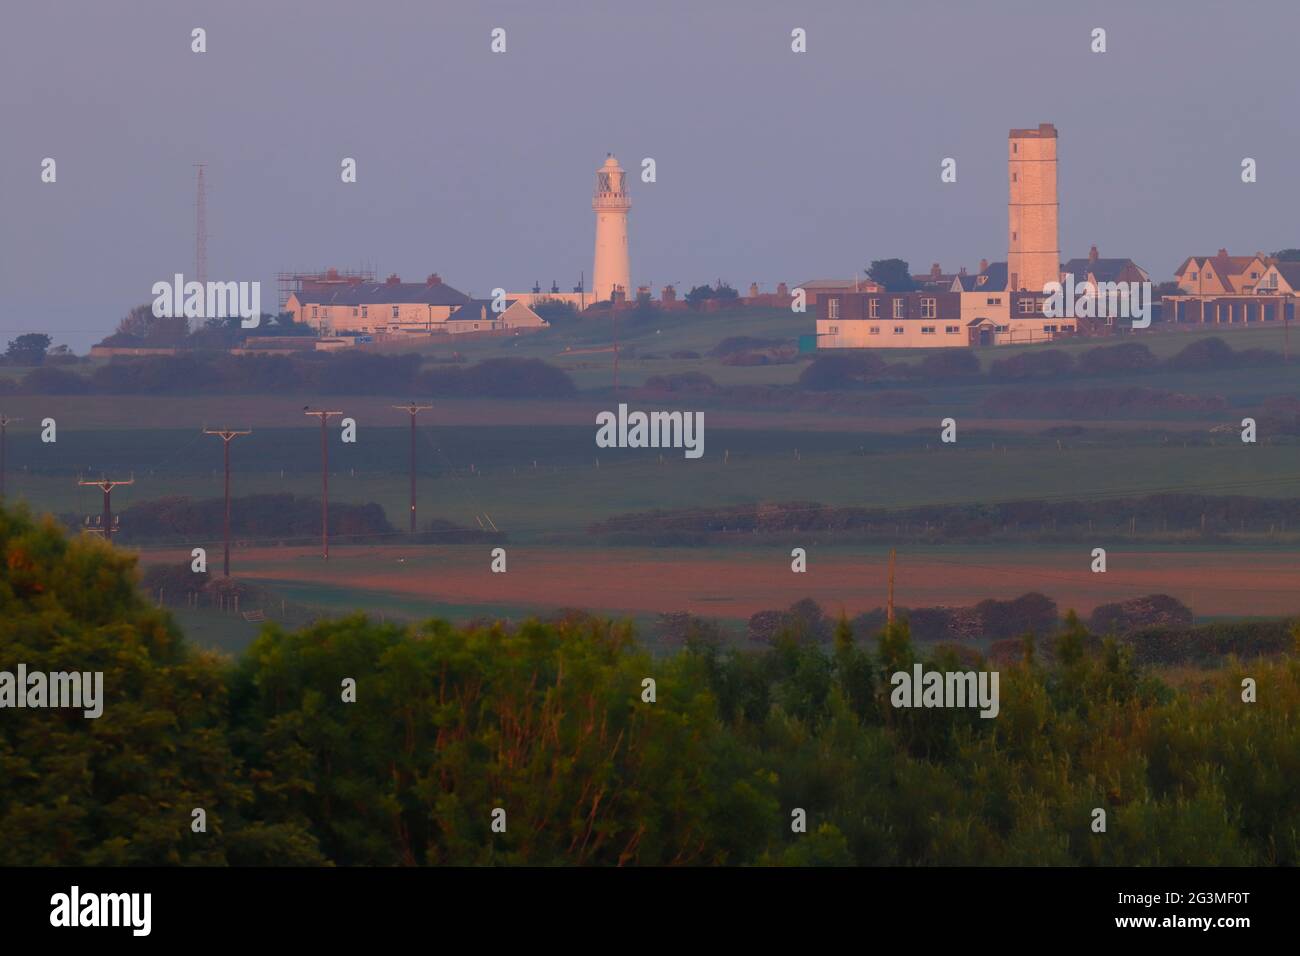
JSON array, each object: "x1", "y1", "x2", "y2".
[
  {"x1": 304, "y1": 409, "x2": 342, "y2": 559},
  {"x1": 0, "y1": 414, "x2": 20, "y2": 502},
  {"x1": 204, "y1": 427, "x2": 252, "y2": 576},
  {"x1": 78, "y1": 475, "x2": 134, "y2": 543},
  {"x1": 392, "y1": 403, "x2": 432, "y2": 533}
]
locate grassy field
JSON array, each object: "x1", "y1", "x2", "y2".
[
  {"x1": 6, "y1": 313, "x2": 1299, "y2": 632},
  {"x1": 359, "y1": 306, "x2": 1300, "y2": 389},
  {"x1": 5, "y1": 425, "x2": 1300, "y2": 542}
]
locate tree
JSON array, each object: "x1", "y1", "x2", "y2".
[
  {"x1": 531, "y1": 299, "x2": 579, "y2": 325},
  {"x1": 867, "y1": 258, "x2": 918, "y2": 292},
  {"x1": 685, "y1": 284, "x2": 714, "y2": 308},
  {"x1": 711, "y1": 282, "x2": 739, "y2": 305},
  {"x1": 1271, "y1": 249, "x2": 1300, "y2": 261},
  {"x1": 0, "y1": 504, "x2": 319, "y2": 865},
  {"x1": 4, "y1": 333, "x2": 51, "y2": 366},
  {"x1": 115, "y1": 303, "x2": 189, "y2": 345}
]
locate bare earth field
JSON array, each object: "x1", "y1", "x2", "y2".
[{"x1": 136, "y1": 543, "x2": 1300, "y2": 622}]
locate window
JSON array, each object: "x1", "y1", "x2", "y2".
[
  {"x1": 921, "y1": 326, "x2": 936, "y2": 335},
  {"x1": 1019, "y1": 298, "x2": 1037, "y2": 315},
  {"x1": 869, "y1": 299, "x2": 880, "y2": 318},
  {"x1": 869, "y1": 326, "x2": 881, "y2": 335},
  {"x1": 892, "y1": 326, "x2": 904, "y2": 335},
  {"x1": 995, "y1": 324, "x2": 1008, "y2": 333},
  {"x1": 827, "y1": 325, "x2": 839, "y2": 334},
  {"x1": 828, "y1": 297, "x2": 840, "y2": 320},
  {"x1": 986, "y1": 296, "x2": 1002, "y2": 305},
  {"x1": 1191, "y1": 271, "x2": 1198, "y2": 280},
  {"x1": 1012, "y1": 231, "x2": 1017, "y2": 241},
  {"x1": 1012, "y1": 172, "x2": 1018, "y2": 182},
  {"x1": 392, "y1": 306, "x2": 400, "y2": 319},
  {"x1": 1043, "y1": 324, "x2": 1057, "y2": 333},
  {"x1": 921, "y1": 297, "x2": 936, "y2": 318},
  {"x1": 945, "y1": 325, "x2": 959, "y2": 334},
  {"x1": 1061, "y1": 324, "x2": 1074, "y2": 332},
  {"x1": 352, "y1": 308, "x2": 359, "y2": 317},
  {"x1": 361, "y1": 306, "x2": 368, "y2": 319},
  {"x1": 893, "y1": 298, "x2": 905, "y2": 319},
  {"x1": 1012, "y1": 143, "x2": 1018, "y2": 154},
  {"x1": 311, "y1": 306, "x2": 319, "y2": 319}
]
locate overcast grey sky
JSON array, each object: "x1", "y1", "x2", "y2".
[{"x1": 3, "y1": 0, "x2": 1298, "y2": 349}]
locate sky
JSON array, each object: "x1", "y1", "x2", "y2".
[{"x1": 3, "y1": 0, "x2": 1299, "y2": 350}]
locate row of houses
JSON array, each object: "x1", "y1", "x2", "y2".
[
  {"x1": 284, "y1": 273, "x2": 549, "y2": 338},
  {"x1": 1166, "y1": 250, "x2": 1300, "y2": 326},
  {"x1": 815, "y1": 246, "x2": 1148, "y2": 349}
]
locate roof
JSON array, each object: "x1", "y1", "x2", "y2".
[
  {"x1": 954, "y1": 261, "x2": 1008, "y2": 292},
  {"x1": 797, "y1": 279, "x2": 878, "y2": 290},
  {"x1": 1273, "y1": 262, "x2": 1300, "y2": 287},
  {"x1": 1060, "y1": 257, "x2": 1144, "y2": 284},
  {"x1": 293, "y1": 281, "x2": 470, "y2": 307},
  {"x1": 447, "y1": 299, "x2": 515, "y2": 322}
]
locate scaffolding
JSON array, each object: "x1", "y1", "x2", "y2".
[{"x1": 276, "y1": 265, "x2": 377, "y2": 311}]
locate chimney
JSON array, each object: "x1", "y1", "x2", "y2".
[
  {"x1": 426, "y1": 273, "x2": 442, "y2": 286},
  {"x1": 776, "y1": 282, "x2": 789, "y2": 296},
  {"x1": 979, "y1": 258, "x2": 989, "y2": 273},
  {"x1": 1217, "y1": 248, "x2": 1229, "y2": 259},
  {"x1": 386, "y1": 273, "x2": 401, "y2": 284},
  {"x1": 959, "y1": 267, "x2": 968, "y2": 276},
  {"x1": 1089, "y1": 244, "x2": 1099, "y2": 263},
  {"x1": 931, "y1": 263, "x2": 942, "y2": 277}
]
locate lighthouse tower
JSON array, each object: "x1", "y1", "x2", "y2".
[
  {"x1": 592, "y1": 154, "x2": 631, "y2": 303},
  {"x1": 1007, "y1": 123, "x2": 1060, "y2": 293}
]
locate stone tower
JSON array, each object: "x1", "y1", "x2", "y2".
[
  {"x1": 592, "y1": 154, "x2": 631, "y2": 303},
  {"x1": 1007, "y1": 123, "x2": 1059, "y2": 293}
]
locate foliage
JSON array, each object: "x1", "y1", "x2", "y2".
[
  {"x1": 866, "y1": 259, "x2": 918, "y2": 292},
  {"x1": 3, "y1": 503, "x2": 1297, "y2": 866},
  {"x1": 4, "y1": 333, "x2": 52, "y2": 366}
]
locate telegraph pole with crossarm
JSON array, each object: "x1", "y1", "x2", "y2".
[
  {"x1": 392, "y1": 403, "x2": 432, "y2": 533},
  {"x1": 204, "y1": 427, "x2": 252, "y2": 576},
  {"x1": 78, "y1": 475, "x2": 135, "y2": 542},
  {"x1": 304, "y1": 409, "x2": 343, "y2": 559}
]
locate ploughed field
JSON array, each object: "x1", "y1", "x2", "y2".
[{"x1": 135, "y1": 542, "x2": 1300, "y2": 623}]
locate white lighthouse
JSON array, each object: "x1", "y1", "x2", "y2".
[{"x1": 592, "y1": 154, "x2": 631, "y2": 303}]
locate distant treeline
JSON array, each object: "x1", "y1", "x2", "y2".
[
  {"x1": 589, "y1": 494, "x2": 1300, "y2": 544},
  {"x1": 663, "y1": 592, "x2": 1290, "y2": 666},
  {"x1": 0, "y1": 354, "x2": 576, "y2": 398},
  {"x1": 72, "y1": 493, "x2": 502, "y2": 546},
  {"x1": 5, "y1": 503, "x2": 1297, "y2": 866}
]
